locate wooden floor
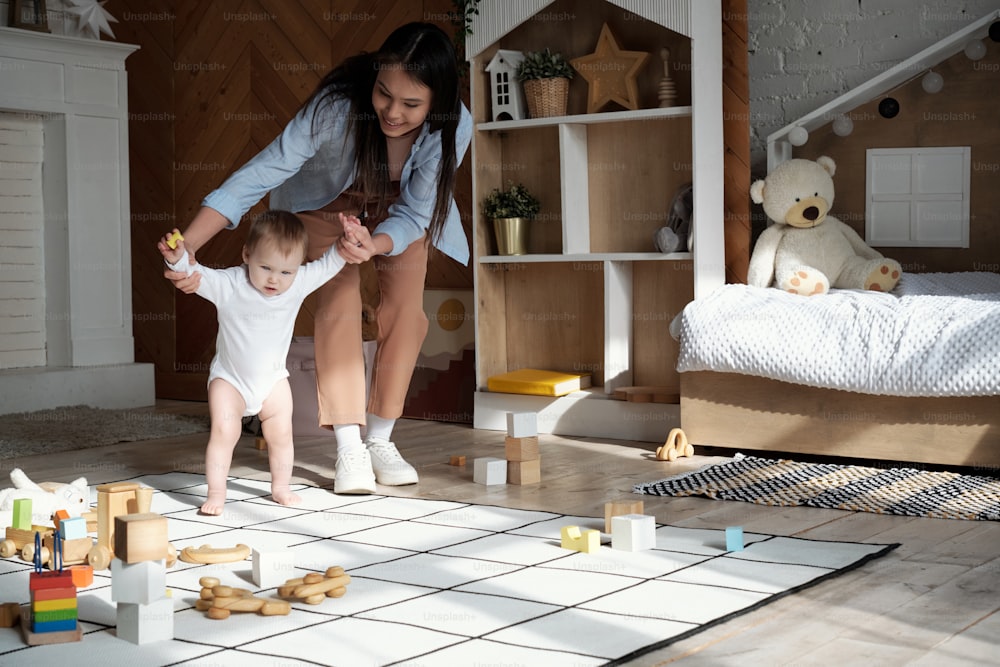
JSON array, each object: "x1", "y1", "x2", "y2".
[{"x1": 12, "y1": 400, "x2": 999, "y2": 666}]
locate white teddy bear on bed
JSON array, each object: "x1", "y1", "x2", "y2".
[{"x1": 747, "y1": 156, "x2": 901, "y2": 296}]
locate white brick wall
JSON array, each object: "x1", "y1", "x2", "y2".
[
  {"x1": 0, "y1": 112, "x2": 46, "y2": 369},
  {"x1": 748, "y1": 0, "x2": 1000, "y2": 171}
]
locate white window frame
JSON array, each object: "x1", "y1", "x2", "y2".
[{"x1": 865, "y1": 146, "x2": 970, "y2": 248}]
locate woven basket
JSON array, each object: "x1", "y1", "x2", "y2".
[{"x1": 522, "y1": 77, "x2": 570, "y2": 118}]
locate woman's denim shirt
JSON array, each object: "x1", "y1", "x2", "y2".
[{"x1": 203, "y1": 96, "x2": 473, "y2": 265}]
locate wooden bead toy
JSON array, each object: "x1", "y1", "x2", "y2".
[
  {"x1": 196, "y1": 576, "x2": 290, "y2": 620},
  {"x1": 277, "y1": 566, "x2": 351, "y2": 604}
]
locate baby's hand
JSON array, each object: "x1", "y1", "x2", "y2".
[
  {"x1": 339, "y1": 213, "x2": 363, "y2": 242},
  {"x1": 157, "y1": 229, "x2": 185, "y2": 264}
]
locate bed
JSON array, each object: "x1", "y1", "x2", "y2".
[{"x1": 673, "y1": 272, "x2": 1000, "y2": 468}]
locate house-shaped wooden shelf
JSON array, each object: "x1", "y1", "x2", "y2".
[{"x1": 467, "y1": 0, "x2": 725, "y2": 441}]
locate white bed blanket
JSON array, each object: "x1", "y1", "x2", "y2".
[{"x1": 674, "y1": 272, "x2": 1000, "y2": 396}]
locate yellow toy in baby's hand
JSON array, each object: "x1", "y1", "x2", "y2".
[{"x1": 166, "y1": 231, "x2": 184, "y2": 250}]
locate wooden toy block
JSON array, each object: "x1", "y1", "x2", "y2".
[
  {"x1": 277, "y1": 566, "x2": 351, "y2": 605},
  {"x1": 28, "y1": 570, "x2": 74, "y2": 592},
  {"x1": 29, "y1": 586, "x2": 76, "y2": 602},
  {"x1": 655, "y1": 427, "x2": 694, "y2": 461},
  {"x1": 92, "y1": 482, "x2": 140, "y2": 568},
  {"x1": 178, "y1": 543, "x2": 251, "y2": 564},
  {"x1": 0, "y1": 602, "x2": 21, "y2": 628},
  {"x1": 69, "y1": 564, "x2": 94, "y2": 588},
  {"x1": 726, "y1": 526, "x2": 744, "y2": 552},
  {"x1": 560, "y1": 525, "x2": 600, "y2": 553},
  {"x1": 604, "y1": 498, "x2": 644, "y2": 534},
  {"x1": 110, "y1": 558, "x2": 166, "y2": 605},
  {"x1": 114, "y1": 513, "x2": 169, "y2": 563},
  {"x1": 12, "y1": 498, "x2": 32, "y2": 530},
  {"x1": 507, "y1": 459, "x2": 541, "y2": 485},
  {"x1": 81, "y1": 511, "x2": 98, "y2": 533},
  {"x1": 449, "y1": 455, "x2": 466, "y2": 466},
  {"x1": 504, "y1": 435, "x2": 539, "y2": 462},
  {"x1": 116, "y1": 597, "x2": 174, "y2": 644},
  {"x1": 506, "y1": 411, "x2": 538, "y2": 437},
  {"x1": 53, "y1": 509, "x2": 71, "y2": 530},
  {"x1": 255, "y1": 436, "x2": 268, "y2": 450},
  {"x1": 19, "y1": 606, "x2": 81, "y2": 645},
  {"x1": 473, "y1": 457, "x2": 507, "y2": 486},
  {"x1": 611, "y1": 514, "x2": 656, "y2": 551},
  {"x1": 252, "y1": 547, "x2": 295, "y2": 589},
  {"x1": 165, "y1": 230, "x2": 183, "y2": 250},
  {"x1": 58, "y1": 516, "x2": 88, "y2": 541}
]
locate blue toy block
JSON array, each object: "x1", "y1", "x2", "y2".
[
  {"x1": 726, "y1": 526, "x2": 744, "y2": 552},
  {"x1": 58, "y1": 516, "x2": 88, "y2": 541}
]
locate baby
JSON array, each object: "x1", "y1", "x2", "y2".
[{"x1": 158, "y1": 210, "x2": 359, "y2": 514}]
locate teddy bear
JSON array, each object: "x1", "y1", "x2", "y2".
[
  {"x1": 747, "y1": 156, "x2": 901, "y2": 296},
  {"x1": 0, "y1": 468, "x2": 88, "y2": 525}
]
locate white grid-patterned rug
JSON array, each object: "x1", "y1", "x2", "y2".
[{"x1": 0, "y1": 473, "x2": 898, "y2": 666}]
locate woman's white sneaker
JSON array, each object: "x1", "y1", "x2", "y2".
[
  {"x1": 334, "y1": 449, "x2": 377, "y2": 494},
  {"x1": 366, "y1": 437, "x2": 418, "y2": 486}
]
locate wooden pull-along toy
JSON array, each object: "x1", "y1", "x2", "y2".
[{"x1": 655, "y1": 428, "x2": 694, "y2": 461}]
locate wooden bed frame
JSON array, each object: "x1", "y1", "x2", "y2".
[{"x1": 681, "y1": 371, "x2": 1000, "y2": 469}]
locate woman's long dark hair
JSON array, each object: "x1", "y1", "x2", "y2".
[{"x1": 307, "y1": 22, "x2": 461, "y2": 246}]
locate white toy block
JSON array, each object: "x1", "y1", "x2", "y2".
[
  {"x1": 611, "y1": 514, "x2": 656, "y2": 552},
  {"x1": 252, "y1": 548, "x2": 295, "y2": 589},
  {"x1": 116, "y1": 597, "x2": 174, "y2": 644},
  {"x1": 506, "y1": 411, "x2": 538, "y2": 437},
  {"x1": 59, "y1": 516, "x2": 88, "y2": 540},
  {"x1": 473, "y1": 457, "x2": 507, "y2": 486},
  {"x1": 111, "y1": 557, "x2": 166, "y2": 605}
]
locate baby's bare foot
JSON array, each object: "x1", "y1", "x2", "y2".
[
  {"x1": 272, "y1": 486, "x2": 301, "y2": 507},
  {"x1": 199, "y1": 490, "x2": 227, "y2": 516}
]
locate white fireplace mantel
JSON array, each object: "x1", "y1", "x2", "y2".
[{"x1": 0, "y1": 27, "x2": 154, "y2": 414}]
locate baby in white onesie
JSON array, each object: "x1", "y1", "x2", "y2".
[{"x1": 159, "y1": 210, "x2": 356, "y2": 515}]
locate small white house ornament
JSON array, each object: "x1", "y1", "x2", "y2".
[{"x1": 485, "y1": 50, "x2": 526, "y2": 121}]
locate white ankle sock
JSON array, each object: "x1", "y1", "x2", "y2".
[
  {"x1": 333, "y1": 424, "x2": 364, "y2": 454},
  {"x1": 365, "y1": 414, "x2": 396, "y2": 442}
]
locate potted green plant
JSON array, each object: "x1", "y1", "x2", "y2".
[
  {"x1": 482, "y1": 181, "x2": 540, "y2": 255},
  {"x1": 516, "y1": 48, "x2": 574, "y2": 118}
]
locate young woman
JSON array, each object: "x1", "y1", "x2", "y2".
[{"x1": 166, "y1": 22, "x2": 471, "y2": 495}]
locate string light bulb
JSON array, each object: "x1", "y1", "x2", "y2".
[
  {"x1": 964, "y1": 39, "x2": 987, "y2": 61},
  {"x1": 832, "y1": 114, "x2": 854, "y2": 137},
  {"x1": 921, "y1": 71, "x2": 944, "y2": 93}
]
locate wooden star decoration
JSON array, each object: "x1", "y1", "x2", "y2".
[{"x1": 570, "y1": 23, "x2": 650, "y2": 113}]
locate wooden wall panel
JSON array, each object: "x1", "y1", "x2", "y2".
[
  {"x1": 118, "y1": 0, "x2": 472, "y2": 400},
  {"x1": 722, "y1": 0, "x2": 750, "y2": 284}
]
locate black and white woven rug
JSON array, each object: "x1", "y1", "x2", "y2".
[{"x1": 635, "y1": 454, "x2": 1000, "y2": 521}]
